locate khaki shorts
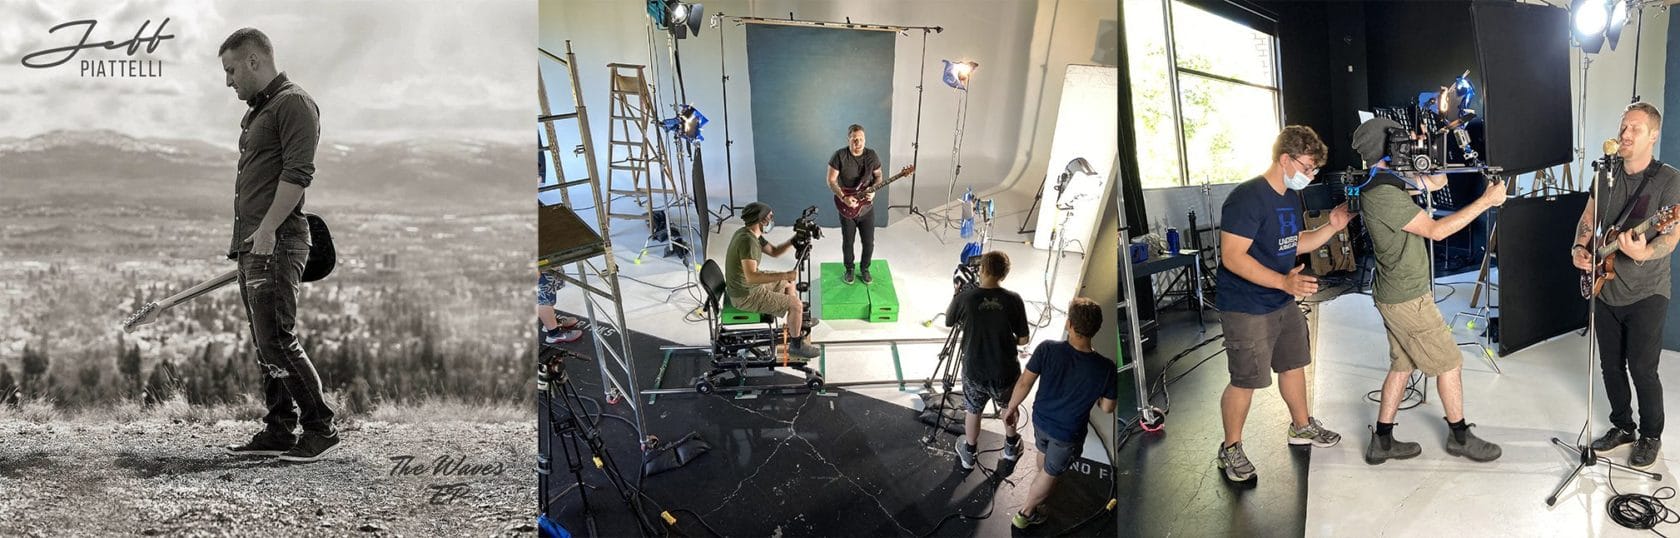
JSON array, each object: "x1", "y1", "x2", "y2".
[
  {"x1": 1375, "y1": 293, "x2": 1461, "y2": 376},
  {"x1": 1221, "y1": 305, "x2": 1311, "y2": 389},
  {"x1": 730, "y1": 281, "x2": 793, "y2": 317}
]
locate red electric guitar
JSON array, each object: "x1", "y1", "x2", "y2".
[
  {"x1": 835, "y1": 165, "x2": 915, "y2": 220},
  {"x1": 1580, "y1": 203, "x2": 1680, "y2": 299}
]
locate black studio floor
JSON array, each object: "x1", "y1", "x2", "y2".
[
  {"x1": 543, "y1": 312, "x2": 1118, "y2": 537},
  {"x1": 1115, "y1": 307, "x2": 1312, "y2": 538}
]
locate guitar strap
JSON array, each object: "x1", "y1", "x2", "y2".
[{"x1": 1607, "y1": 159, "x2": 1659, "y2": 230}]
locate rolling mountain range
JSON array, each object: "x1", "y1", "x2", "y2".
[{"x1": 1, "y1": 130, "x2": 531, "y2": 213}]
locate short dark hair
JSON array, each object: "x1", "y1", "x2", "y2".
[
  {"x1": 1068, "y1": 297, "x2": 1102, "y2": 338},
  {"x1": 1272, "y1": 125, "x2": 1327, "y2": 166},
  {"x1": 1628, "y1": 102, "x2": 1663, "y2": 130},
  {"x1": 219, "y1": 28, "x2": 273, "y2": 57},
  {"x1": 848, "y1": 124, "x2": 865, "y2": 135},
  {"x1": 979, "y1": 251, "x2": 1009, "y2": 280}
]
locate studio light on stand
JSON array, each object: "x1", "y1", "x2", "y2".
[
  {"x1": 1037, "y1": 157, "x2": 1097, "y2": 326},
  {"x1": 649, "y1": 1, "x2": 704, "y2": 39},
  {"x1": 939, "y1": 60, "x2": 978, "y2": 242}
]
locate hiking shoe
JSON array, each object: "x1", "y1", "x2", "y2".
[
  {"x1": 1364, "y1": 426, "x2": 1422, "y2": 465},
  {"x1": 843, "y1": 267, "x2": 855, "y2": 285},
  {"x1": 278, "y1": 432, "x2": 341, "y2": 463},
  {"x1": 1288, "y1": 416, "x2": 1342, "y2": 448},
  {"x1": 955, "y1": 438, "x2": 978, "y2": 470},
  {"x1": 225, "y1": 430, "x2": 296, "y2": 457},
  {"x1": 1631, "y1": 437, "x2": 1662, "y2": 469},
  {"x1": 860, "y1": 269, "x2": 873, "y2": 284},
  {"x1": 788, "y1": 340, "x2": 821, "y2": 359},
  {"x1": 1444, "y1": 422, "x2": 1502, "y2": 462},
  {"x1": 1011, "y1": 509, "x2": 1047, "y2": 529},
  {"x1": 1592, "y1": 427, "x2": 1638, "y2": 451},
  {"x1": 1217, "y1": 442, "x2": 1257, "y2": 482},
  {"x1": 1003, "y1": 436, "x2": 1023, "y2": 461}
]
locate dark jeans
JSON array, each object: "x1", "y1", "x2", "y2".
[
  {"x1": 839, "y1": 208, "x2": 875, "y2": 270},
  {"x1": 238, "y1": 232, "x2": 335, "y2": 437},
  {"x1": 1597, "y1": 295, "x2": 1669, "y2": 439}
]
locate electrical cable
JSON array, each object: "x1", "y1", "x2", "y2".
[
  {"x1": 917, "y1": 445, "x2": 1016, "y2": 537},
  {"x1": 1607, "y1": 459, "x2": 1680, "y2": 536}
]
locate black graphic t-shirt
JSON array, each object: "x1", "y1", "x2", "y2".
[
  {"x1": 945, "y1": 287, "x2": 1029, "y2": 387},
  {"x1": 1216, "y1": 176, "x2": 1304, "y2": 314}
]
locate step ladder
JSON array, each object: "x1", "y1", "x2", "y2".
[
  {"x1": 1117, "y1": 187, "x2": 1163, "y2": 435},
  {"x1": 605, "y1": 63, "x2": 677, "y2": 234}
]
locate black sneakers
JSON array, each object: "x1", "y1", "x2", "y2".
[
  {"x1": 843, "y1": 267, "x2": 855, "y2": 285},
  {"x1": 1592, "y1": 427, "x2": 1638, "y2": 451},
  {"x1": 278, "y1": 432, "x2": 342, "y2": 463},
  {"x1": 225, "y1": 430, "x2": 297, "y2": 457},
  {"x1": 859, "y1": 269, "x2": 873, "y2": 284},
  {"x1": 1631, "y1": 437, "x2": 1662, "y2": 469}
]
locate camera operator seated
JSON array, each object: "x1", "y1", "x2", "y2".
[{"x1": 725, "y1": 202, "x2": 820, "y2": 358}]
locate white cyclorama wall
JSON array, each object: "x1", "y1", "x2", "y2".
[{"x1": 539, "y1": 0, "x2": 1118, "y2": 222}]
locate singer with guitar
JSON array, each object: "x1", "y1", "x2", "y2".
[
  {"x1": 1572, "y1": 102, "x2": 1680, "y2": 469},
  {"x1": 828, "y1": 124, "x2": 884, "y2": 284},
  {"x1": 217, "y1": 28, "x2": 340, "y2": 463}
]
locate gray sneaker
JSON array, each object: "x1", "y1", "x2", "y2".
[
  {"x1": 1443, "y1": 422, "x2": 1502, "y2": 462},
  {"x1": 1217, "y1": 442, "x2": 1257, "y2": 482},
  {"x1": 954, "y1": 437, "x2": 977, "y2": 470},
  {"x1": 1002, "y1": 436, "x2": 1023, "y2": 461},
  {"x1": 1364, "y1": 426, "x2": 1422, "y2": 465},
  {"x1": 1288, "y1": 416, "x2": 1342, "y2": 448}
]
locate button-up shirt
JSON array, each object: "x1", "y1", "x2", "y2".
[{"x1": 230, "y1": 72, "x2": 319, "y2": 257}]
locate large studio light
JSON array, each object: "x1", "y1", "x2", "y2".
[
  {"x1": 1572, "y1": 0, "x2": 1632, "y2": 53},
  {"x1": 647, "y1": 1, "x2": 704, "y2": 39},
  {"x1": 942, "y1": 60, "x2": 977, "y2": 90}
]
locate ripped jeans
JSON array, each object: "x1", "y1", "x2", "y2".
[{"x1": 237, "y1": 232, "x2": 335, "y2": 437}]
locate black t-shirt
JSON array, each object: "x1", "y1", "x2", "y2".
[
  {"x1": 1215, "y1": 176, "x2": 1303, "y2": 314},
  {"x1": 945, "y1": 287, "x2": 1029, "y2": 387},
  {"x1": 828, "y1": 147, "x2": 881, "y2": 192}
]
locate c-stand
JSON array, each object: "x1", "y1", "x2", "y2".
[{"x1": 538, "y1": 348, "x2": 661, "y2": 537}]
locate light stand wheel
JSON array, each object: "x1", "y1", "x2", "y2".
[{"x1": 695, "y1": 379, "x2": 715, "y2": 395}]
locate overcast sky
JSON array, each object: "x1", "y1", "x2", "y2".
[{"x1": 0, "y1": 0, "x2": 535, "y2": 146}]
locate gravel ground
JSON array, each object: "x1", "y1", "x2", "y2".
[{"x1": 0, "y1": 419, "x2": 535, "y2": 537}]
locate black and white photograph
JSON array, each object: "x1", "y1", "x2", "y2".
[{"x1": 0, "y1": 1, "x2": 535, "y2": 535}]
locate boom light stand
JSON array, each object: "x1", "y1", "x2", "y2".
[{"x1": 1036, "y1": 157, "x2": 1097, "y2": 327}]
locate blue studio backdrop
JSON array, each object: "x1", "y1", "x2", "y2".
[{"x1": 745, "y1": 23, "x2": 895, "y2": 228}]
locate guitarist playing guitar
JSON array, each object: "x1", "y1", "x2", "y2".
[
  {"x1": 1570, "y1": 102, "x2": 1680, "y2": 470},
  {"x1": 827, "y1": 124, "x2": 913, "y2": 285}
]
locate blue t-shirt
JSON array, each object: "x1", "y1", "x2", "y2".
[
  {"x1": 1027, "y1": 341, "x2": 1118, "y2": 444},
  {"x1": 1215, "y1": 176, "x2": 1303, "y2": 314}
]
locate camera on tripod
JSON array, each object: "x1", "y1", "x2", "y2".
[
  {"x1": 790, "y1": 205, "x2": 822, "y2": 258},
  {"x1": 1372, "y1": 70, "x2": 1482, "y2": 174},
  {"x1": 952, "y1": 254, "x2": 980, "y2": 295}
]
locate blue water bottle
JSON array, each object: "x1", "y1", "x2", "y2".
[{"x1": 1166, "y1": 227, "x2": 1180, "y2": 255}]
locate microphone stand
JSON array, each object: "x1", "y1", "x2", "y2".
[{"x1": 1545, "y1": 149, "x2": 1662, "y2": 507}]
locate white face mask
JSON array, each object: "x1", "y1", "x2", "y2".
[
  {"x1": 762, "y1": 218, "x2": 775, "y2": 233},
  {"x1": 1284, "y1": 159, "x2": 1313, "y2": 191}
]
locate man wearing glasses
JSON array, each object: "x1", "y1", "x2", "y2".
[
  {"x1": 1350, "y1": 118, "x2": 1506, "y2": 466},
  {"x1": 1214, "y1": 126, "x2": 1351, "y2": 483}
]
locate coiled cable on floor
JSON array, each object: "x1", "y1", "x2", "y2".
[{"x1": 1607, "y1": 465, "x2": 1680, "y2": 537}]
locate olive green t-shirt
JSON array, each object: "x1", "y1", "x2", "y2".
[
  {"x1": 1360, "y1": 183, "x2": 1432, "y2": 305},
  {"x1": 724, "y1": 226, "x2": 769, "y2": 301}
]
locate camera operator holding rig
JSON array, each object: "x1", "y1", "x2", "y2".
[
  {"x1": 725, "y1": 202, "x2": 820, "y2": 358},
  {"x1": 1349, "y1": 117, "x2": 1505, "y2": 465}
]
